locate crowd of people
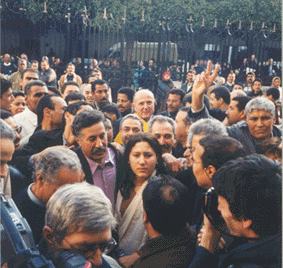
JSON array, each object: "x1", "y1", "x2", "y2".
[{"x1": 0, "y1": 51, "x2": 282, "y2": 268}]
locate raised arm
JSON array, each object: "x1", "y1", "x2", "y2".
[{"x1": 192, "y1": 61, "x2": 220, "y2": 112}]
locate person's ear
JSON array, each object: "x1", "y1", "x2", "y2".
[
  {"x1": 218, "y1": 98, "x2": 224, "y2": 105},
  {"x1": 44, "y1": 107, "x2": 52, "y2": 118},
  {"x1": 36, "y1": 172, "x2": 45, "y2": 186},
  {"x1": 239, "y1": 109, "x2": 246, "y2": 120},
  {"x1": 205, "y1": 165, "x2": 217, "y2": 179},
  {"x1": 143, "y1": 210, "x2": 149, "y2": 225},
  {"x1": 42, "y1": 226, "x2": 58, "y2": 247}
]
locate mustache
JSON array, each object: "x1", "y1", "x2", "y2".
[
  {"x1": 91, "y1": 147, "x2": 107, "y2": 154},
  {"x1": 101, "y1": 97, "x2": 108, "y2": 101},
  {"x1": 118, "y1": 105, "x2": 124, "y2": 109}
]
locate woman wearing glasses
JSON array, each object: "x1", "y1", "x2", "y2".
[{"x1": 114, "y1": 133, "x2": 168, "y2": 267}]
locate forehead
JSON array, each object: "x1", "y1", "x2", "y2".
[
  {"x1": 230, "y1": 100, "x2": 239, "y2": 108},
  {"x1": 118, "y1": 93, "x2": 129, "y2": 100},
  {"x1": 66, "y1": 85, "x2": 79, "y2": 92},
  {"x1": 247, "y1": 109, "x2": 273, "y2": 118},
  {"x1": 67, "y1": 65, "x2": 74, "y2": 69},
  {"x1": 209, "y1": 93, "x2": 216, "y2": 99},
  {"x1": 29, "y1": 85, "x2": 47, "y2": 94},
  {"x1": 81, "y1": 121, "x2": 106, "y2": 136},
  {"x1": 14, "y1": 95, "x2": 25, "y2": 101},
  {"x1": 84, "y1": 87, "x2": 92, "y2": 93},
  {"x1": 151, "y1": 121, "x2": 173, "y2": 134},
  {"x1": 134, "y1": 93, "x2": 154, "y2": 104},
  {"x1": 23, "y1": 71, "x2": 39, "y2": 79},
  {"x1": 168, "y1": 94, "x2": 181, "y2": 100},
  {"x1": 194, "y1": 142, "x2": 205, "y2": 159},
  {"x1": 122, "y1": 118, "x2": 142, "y2": 128},
  {"x1": 191, "y1": 134, "x2": 206, "y2": 146},
  {"x1": 131, "y1": 141, "x2": 155, "y2": 152},
  {"x1": 94, "y1": 84, "x2": 108, "y2": 92}
]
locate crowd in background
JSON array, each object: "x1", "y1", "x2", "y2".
[{"x1": 0, "y1": 50, "x2": 282, "y2": 268}]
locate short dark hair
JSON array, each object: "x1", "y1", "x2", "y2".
[
  {"x1": 183, "y1": 92, "x2": 210, "y2": 109},
  {"x1": 233, "y1": 81, "x2": 243, "y2": 88},
  {"x1": 62, "y1": 101, "x2": 94, "y2": 128},
  {"x1": 87, "y1": 75, "x2": 96, "y2": 83},
  {"x1": 91, "y1": 79, "x2": 109, "y2": 93},
  {"x1": 265, "y1": 87, "x2": 280, "y2": 101},
  {"x1": 65, "y1": 92, "x2": 86, "y2": 105},
  {"x1": 199, "y1": 135, "x2": 245, "y2": 170},
  {"x1": 61, "y1": 81, "x2": 80, "y2": 95},
  {"x1": 101, "y1": 104, "x2": 121, "y2": 120},
  {"x1": 117, "y1": 87, "x2": 135, "y2": 103},
  {"x1": 143, "y1": 174, "x2": 191, "y2": 235},
  {"x1": 24, "y1": 80, "x2": 47, "y2": 95},
  {"x1": 47, "y1": 86, "x2": 61, "y2": 96},
  {"x1": 256, "y1": 137, "x2": 282, "y2": 158},
  {"x1": 212, "y1": 154, "x2": 282, "y2": 237},
  {"x1": 0, "y1": 78, "x2": 12, "y2": 98},
  {"x1": 168, "y1": 89, "x2": 185, "y2": 103},
  {"x1": 246, "y1": 72, "x2": 255, "y2": 77},
  {"x1": 0, "y1": 110, "x2": 13, "y2": 120},
  {"x1": 72, "y1": 109, "x2": 106, "y2": 139},
  {"x1": 21, "y1": 68, "x2": 39, "y2": 79},
  {"x1": 210, "y1": 86, "x2": 231, "y2": 105},
  {"x1": 12, "y1": 91, "x2": 25, "y2": 98},
  {"x1": 36, "y1": 94, "x2": 58, "y2": 125},
  {"x1": 252, "y1": 78, "x2": 262, "y2": 86},
  {"x1": 231, "y1": 96, "x2": 251, "y2": 111},
  {"x1": 104, "y1": 113, "x2": 113, "y2": 130}
]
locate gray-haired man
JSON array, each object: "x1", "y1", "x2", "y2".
[
  {"x1": 41, "y1": 182, "x2": 120, "y2": 267},
  {"x1": 0, "y1": 119, "x2": 15, "y2": 198},
  {"x1": 14, "y1": 147, "x2": 84, "y2": 244}
]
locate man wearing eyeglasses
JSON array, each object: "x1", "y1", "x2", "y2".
[
  {"x1": 14, "y1": 80, "x2": 48, "y2": 139},
  {"x1": 41, "y1": 182, "x2": 120, "y2": 267}
]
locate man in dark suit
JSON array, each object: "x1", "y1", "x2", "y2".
[
  {"x1": 11, "y1": 101, "x2": 93, "y2": 177},
  {"x1": 72, "y1": 109, "x2": 123, "y2": 206},
  {"x1": 14, "y1": 147, "x2": 84, "y2": 244}
]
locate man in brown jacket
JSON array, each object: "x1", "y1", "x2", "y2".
[{"x1": 58, "y1": 63, "x2": 82, "y2": 91}]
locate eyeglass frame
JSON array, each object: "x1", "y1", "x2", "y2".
[
  {"x1": 14, "y1": 126, "x2": 22, "y2": 134},
  {"x1": 60, "y1": 236, "x2": 117, "y2": 256}
]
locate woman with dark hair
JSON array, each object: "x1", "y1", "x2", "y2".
[
  {"x1": 11, "y1": 91, "x2": 26, "y2": 115},
  {"x1": 115, "y1": 132, "x2": 168, "y2": 265}
]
